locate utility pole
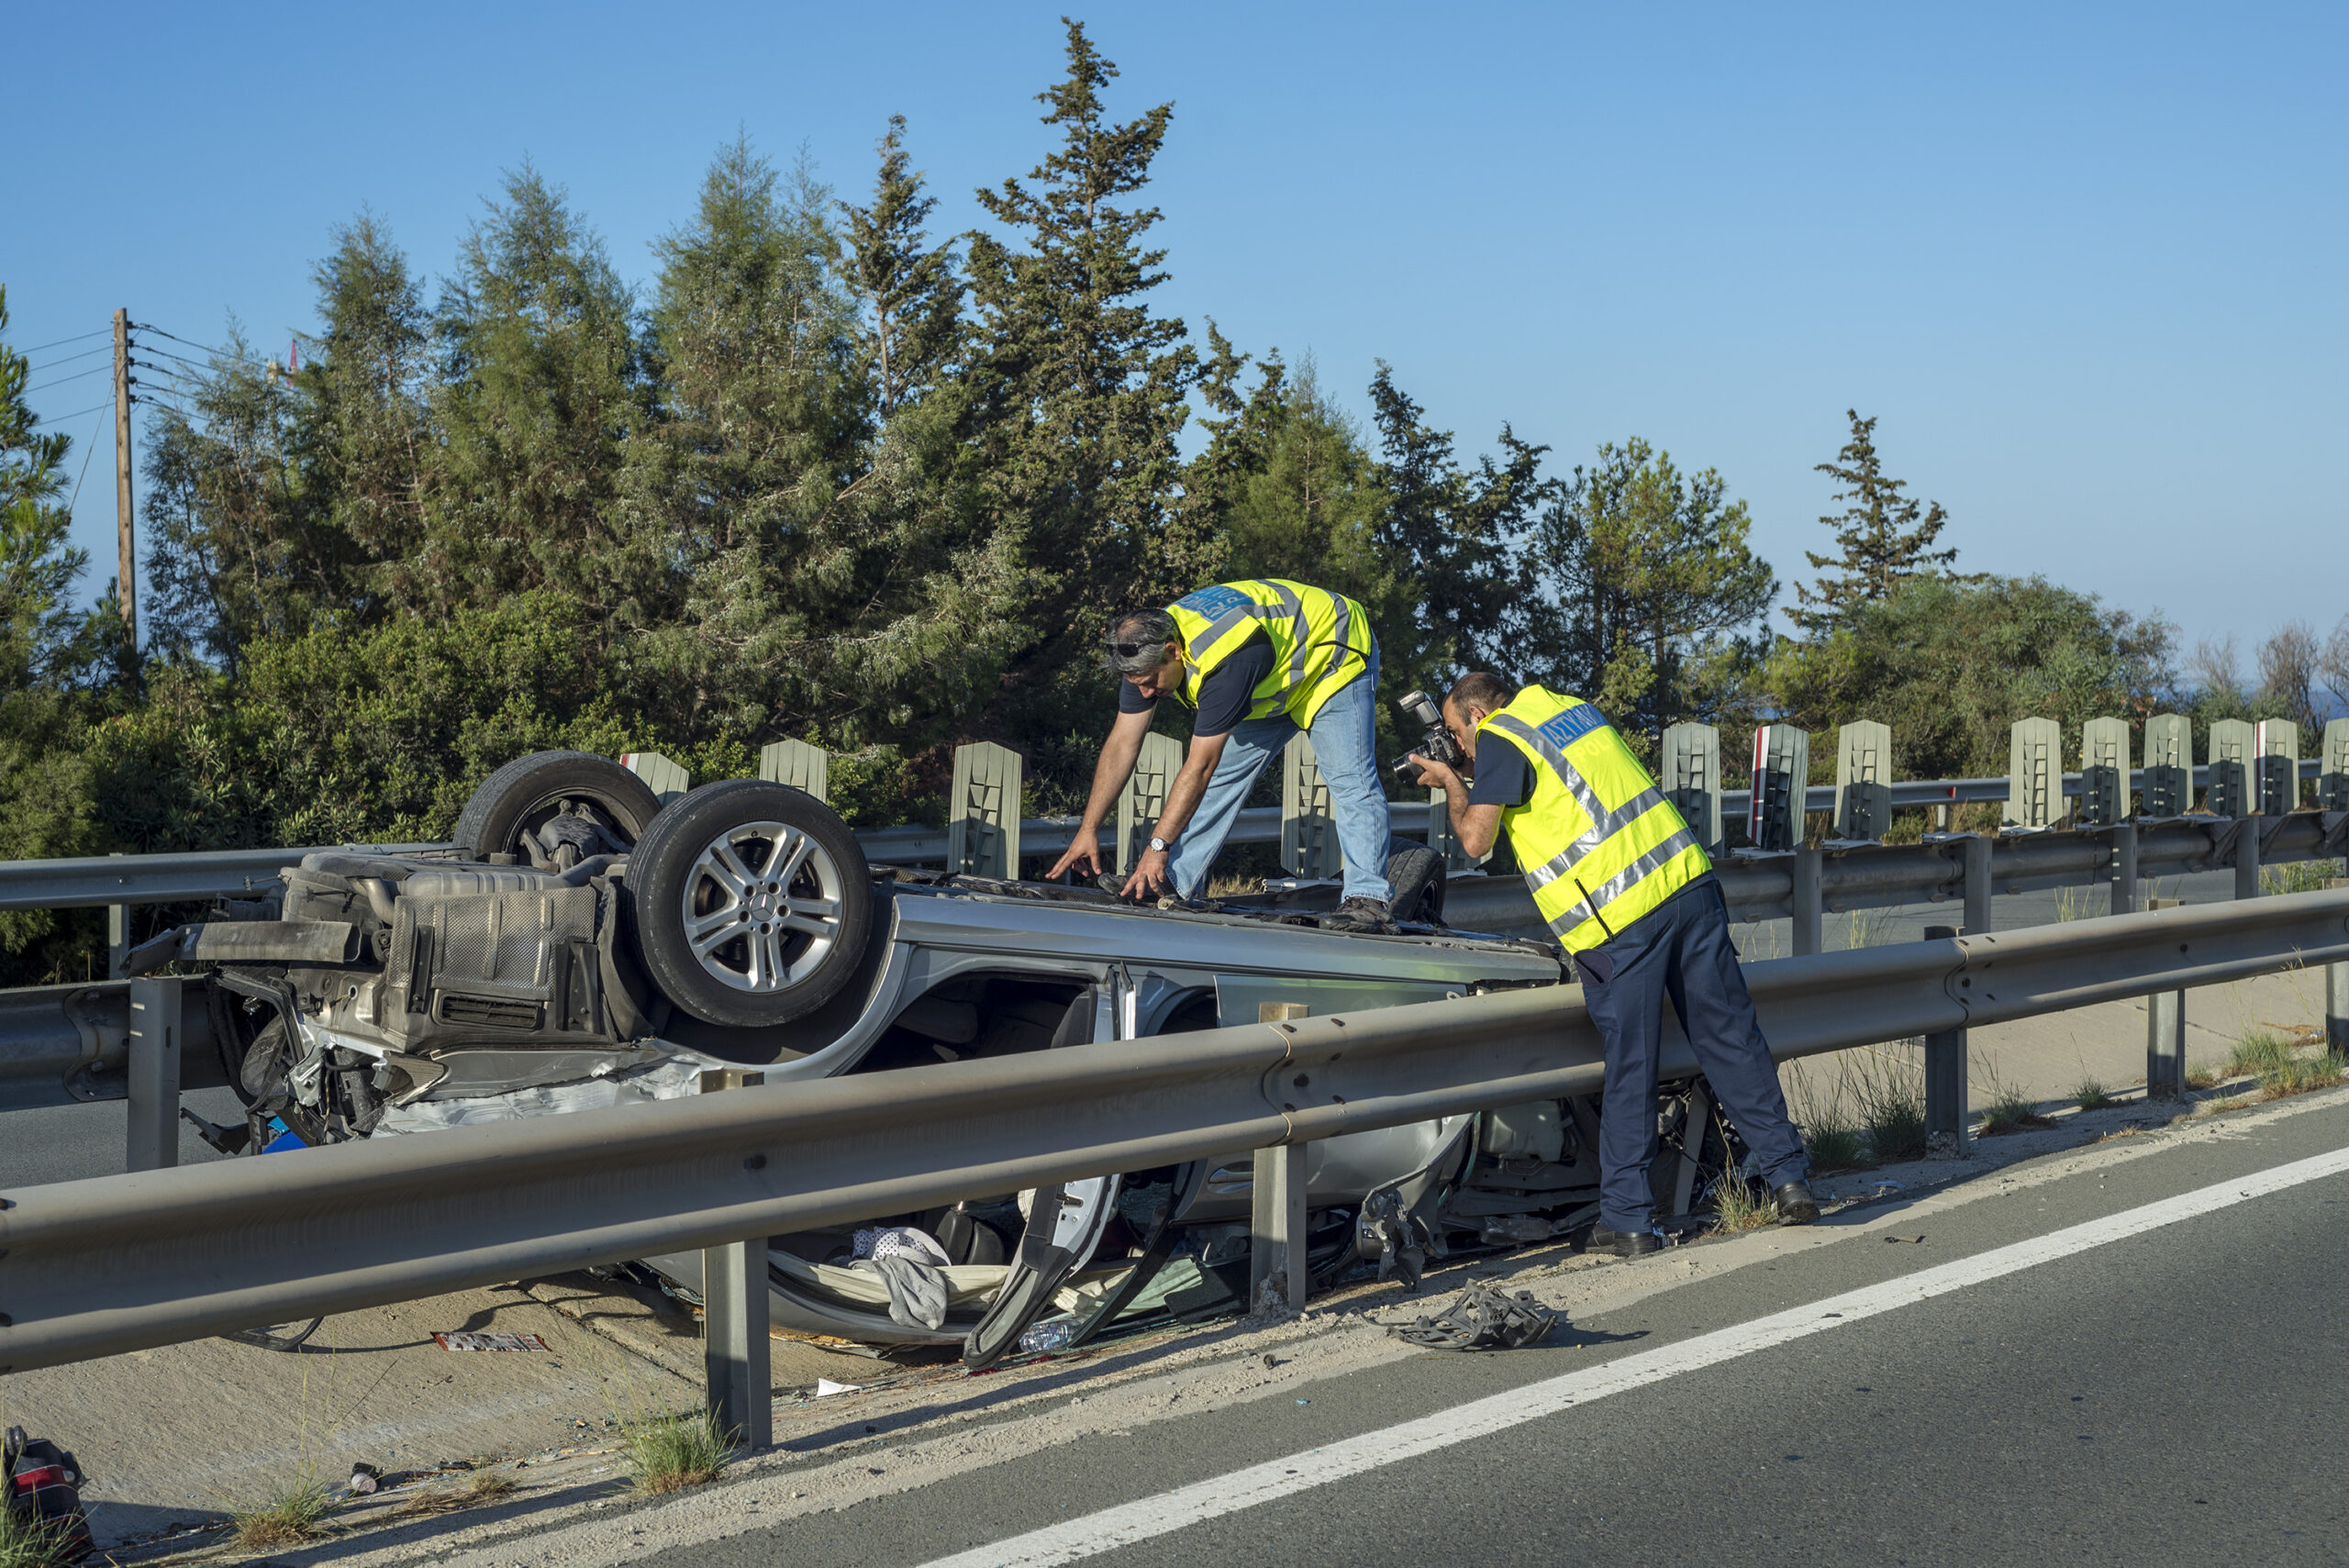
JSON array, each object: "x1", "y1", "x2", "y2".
[{"x1": 113, "y1": 307, "x2": 136, "y2": 654}]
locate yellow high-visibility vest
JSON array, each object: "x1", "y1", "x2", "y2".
[
  {"x1": 1165, "y1": 579, "x2": 1372, "y2": 726},
  {"x1": 1478, "y1": 685, "x2": 1710, "y2": 952}
]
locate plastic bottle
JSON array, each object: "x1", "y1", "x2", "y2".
[{"x1": 1018, "y1": 1316, "x2": 1080, "y2": 1354}]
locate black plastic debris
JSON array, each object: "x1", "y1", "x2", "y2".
[
  {"x1": 1390, "y1": 1281, "x2": 1557, "y2": 1352},
  {"x1": 5, "y1": 1424, "x2": 94, "y2": 1562},
  {"x1": 349, "y1": 1462, "x2": 383, "y2": 1496}
]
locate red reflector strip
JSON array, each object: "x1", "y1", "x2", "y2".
[{"x1": 11, "y1": 1464, "x2": 66, "y2": 1489}]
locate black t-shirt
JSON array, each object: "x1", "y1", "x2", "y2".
[
  {"x1": 1119, "y1": 628, "x2": 1275, "y2": 738},
  {"x1": 1466, "y1": 730, "x2": 1533, "y2": 808}
]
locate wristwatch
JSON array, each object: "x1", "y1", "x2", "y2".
[{"x1": 1148, "y1": 836, "x2": 1170, "y2": 853}]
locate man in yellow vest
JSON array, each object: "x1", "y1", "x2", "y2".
[
  {"x1": 1409, "y1": 672, "x2": 1818, "y2": 1254},
  {"x1": 1044, "y1": 579, "x2": 1395, "y2": 929}
]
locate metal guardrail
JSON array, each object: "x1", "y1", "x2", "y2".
[{"x1": 4, "y1": 890, "x2": 2347, "y2": 1382}]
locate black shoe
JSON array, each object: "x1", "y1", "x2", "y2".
[
  {"x1": 1587, "y1": 1223, "x2": 1664, "y2": 1257},
  {"x1": 1324, "y1": 896, "x2": 1394, "y2": 933},
  {"x1": 1775, "y1": 1181, "x2": 1820, "y2": 1226}
]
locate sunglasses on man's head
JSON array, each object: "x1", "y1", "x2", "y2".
[{"x1": 1107, "y1": 640, "x2": 1160, "y2": 658}]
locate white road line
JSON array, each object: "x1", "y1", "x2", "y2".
[{"x1": 922, "y1": 1143, "x2": 2349, "y2": 1568}]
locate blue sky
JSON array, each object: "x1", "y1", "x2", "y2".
[{"x1": 7, "y1": 2, "x2": 2342, "y2": 663}]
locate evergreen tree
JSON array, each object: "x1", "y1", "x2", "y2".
[
  {"x1": 618, "y1": 136, "x2": 1030, "y2": 750},
  {"x1": 962, "y1": 18, "x2": 1208, "y2": 752},
  {"x1": 1525, "y1": 438, "x2": 1776, "y2": 745},
  {"x1": 1789, "y1": 408, "x2": 1955, "y2": 636},
  {"x1": 838, "y1": 116, "x2": 963, "y2": 417},
  {"x1": 1366, "y1": 362, "x2": 1553, "y2": 695},
  {"x1": 429, "y1": 164, "x2": 650, "y2": 634}
]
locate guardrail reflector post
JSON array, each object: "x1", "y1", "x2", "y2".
[
  {"x1": 2143, "y1": 714, "x2": 2191, "y2": 817},
  {"x1": 1747, "y1": 725, "x2": 1808, "y2": 852},
  {"x1": 1281, "y1": 734, "x2": 1336, "y2": 880},
  {"x1": 947, "y1": 742, "x2": 1023, "y2": 880},
  {"x1": 759, "y1": 740, "x2": 829, "y2": 802},
  {"x1": 106, "y1": 851, "x2": 128, "y2": 980},
  {"x1": 2110, "y1": 822, "x2": 2138, "y2": 917},
  {"x1": 2006, "y1": 717, "x2": 2062, "y2": 829},
  {"x1": 1663, "y1": 722, "x2": 1721, "y2": 853},
  {"x1": 1250, "y1": 1142, "x2": 1308, "y2": 1313},
  {"x1": 698, "y1": 1067, "x2": 772, "y2": 1452},
  {"x1": 2079, "y1": 717, "x2": 2131, "y2": 828},
  {"x1": 1791, "y1": 846, "x2": 1823, "y2": 956},
  {"x1": 1832, "y1": 720, "x2": 1891, "y2": 843},
  {"x1": 1116, "y1": 733, "x2": 1185, "y2": 874},
  {"x1": 126, "y1": 975, "x2": 182, "y2": 1172},
  {"x1": 621, "y1": 751, "x2": 691, "y2": 806},
  {"x1": 2254, "y1": 719, "x2": 2300, "y2": 817},
  {"x1": 2206, "y1": 719, "x2": 2254, "y2": 819},
  {"x1": 1922, "y1": 926, "x2": 1966, "y2": 1152},
  {"x1": 2322, "y1": 719, "x2": 2349, "y2": 812}
]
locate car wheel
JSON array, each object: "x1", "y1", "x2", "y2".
[
  {"x1": 452, "y1": 751, "x2": 663, "y2": 863},
  {"x1": 628, "y1": 779, "x2": 874, "y2": 1029}
]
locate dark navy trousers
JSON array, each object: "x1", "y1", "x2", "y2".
[{"x1": 1572, "y1": 874, "x2": 1809, "y2": 1230}]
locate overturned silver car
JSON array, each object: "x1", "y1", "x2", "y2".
[{"x1": 162, "y1": 751, "x2": 1745, "y2": 1362}]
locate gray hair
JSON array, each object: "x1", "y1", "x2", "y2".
[{"x1": 1104, "y1": 607, "x2": 1181, "y2": 678}]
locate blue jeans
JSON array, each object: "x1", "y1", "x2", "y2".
[
  {"x1": 1574, "y1": 876, "x2": 1809, "y2": 1231},
  {"x1": 1166, "y1": 666, "x2": 1394, "y2": 904}
]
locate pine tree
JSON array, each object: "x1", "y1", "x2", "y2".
[
  {"x1": 1789, "y1": 408, "x2": 1955, "y2": 636},
  {"x1": 838, "y1": 116, "x2": 963, "y2": 418},
  {"x1": 1525, "y1": 438, "x2": 1776, "y2": 743},
  {"x1": 961, "y1": 17, "x2": 1207, "y2": 750}
]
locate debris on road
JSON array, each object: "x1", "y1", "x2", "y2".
[
  {"x1": 433, "y1": 1331, "x2": 552, "y2": 1351},
  {"x1": 1390, "y1": 1281, "x2": 1558, "y2": 1351}
]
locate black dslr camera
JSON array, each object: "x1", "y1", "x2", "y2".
[{"x1": 1390, "y1": 690, "x2": 1464, "y2": 784}]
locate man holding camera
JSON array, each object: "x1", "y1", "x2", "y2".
[
  {"x1": 1044, "y1": 579, "x2": 1394, "y2": 929},
  {"x1": 1408, "y1": 673, "x2": 1818, "y2": 1254}
]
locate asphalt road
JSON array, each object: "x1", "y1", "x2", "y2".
[
  {"x1": 0, "y1": 1086, "x2": 245, "y2": 1186},
  {"x1": 635, "y1": 1096, "x2": 2349, "y2": 1568}
]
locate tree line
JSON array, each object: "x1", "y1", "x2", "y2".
[{"x1": 3, "y1": 21, "x2": 2343, "y2": 984}]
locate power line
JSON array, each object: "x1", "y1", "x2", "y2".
[
  {"x1": 26, "y1": 363, "x2": 109, "y2": 395},
  {"x1": 67, "y1": 399, "x2": 111, "y2": 513},
  {"x1": 17, "y1": 327, "x2": 109, "y2": 356},
  {"x1": 28, "y1": 343, "x2": 112, "y2": 375},
  {"x1": 130, "y1": 344, "x2": 222, "y2": 374},
  {"x1": 134, "y1": 323, "x2": 259, "y2": 361},
  {"x1": 46, "y1": 399, "x2": 115, "y2": 424}
]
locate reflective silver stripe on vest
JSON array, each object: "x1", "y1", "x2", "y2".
[
  {"x1": 1568, "y1": 827, "x2": 1701, "y2": 928},
  {"x1": 1487, "y1": 713, "x2": 1669, "y2": 890}
]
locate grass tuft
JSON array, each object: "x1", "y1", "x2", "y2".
[
  {"x1": 1709, "y1": 1165, "x2": 1780, "y2": 1231},
  {"x1": 2262, "y1": 859, "x2": 2346, "y2": 897},
  {"x1": 2185, "y1": 1063, "x2": 2223, "y2": 1090},
  {"x1": 2073, "y1": 1077, "x2": 2116, "y2": 1112},
  {"x1": 619, "y1": 1408, "x2": 733, "y2": 1496},
  {"x1": 0, "y1": 1502, "x2": 76, "y2": 1568},
  {"x1": 1848, "y1": 1049, "x2": 1929, "y2": 1164},
  {"x1": 231, "y1": 1473, "x2": 338, "y2": 1548},
  {"x1": 2227, "y1": 1030, "x2": 2296, "y2": 1079},
  {"x1": 1976, "y1": 1082, "x2": 2055, "y2": 1138}
]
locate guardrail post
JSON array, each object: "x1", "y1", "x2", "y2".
[
  {"x1": 1116, "y1": 732, "x2": 1185, "y2": 874},
  {"x1": 1250, "y1": 1142, "x2": 1308, "y2": 1313},
  {"x1": 1281, "y1": 734, "x2": 1337, "y2": 880},
  {"x1": 621, "y1": 751, "x2": 691, "y2": 806},
  {"x1": 758, "y1": 739, "x2": 829, "y2": 801},
  {"x1": 2110, "y1": 822, "x2": 2138, "y2": 917},
  {"x1": 2328, "y1": 880, "x2": 2349, "y2": 1053},
  {"x1": 2144, "y1": 895, "x2": 2188, "y2": 1098},
  {"x1": 2234, "y1": 820, "x2": 2261, "y2": 901},
  {"x1": 106, "y1": 851, "x2": 128, "y2": 980},
  {"x1": 2254, "y1": 719, "x2": 2300, "y2": 817},
  {"x1": 948, "y1": 742, "x2": 1023, "y2": 879},
  {"x1": 698, "y1": 1068, "x2": 771, "y2": 1451},
  {"x1": 1962, "y1": 834, "x2": 1993, "y2": 935},
  {"x1": 1922, "y1": 925, "x2": 1966, "y2": 1152},
  {"x1": 1746, "y1": 724, "x2": 1808, "y2": 852},
  {"x1": 1791, "y1": 845, "x2": 1823, "y2": 956},
  {"x1": 126, "y1": 975, "x2": 183, "y2": 1172}
]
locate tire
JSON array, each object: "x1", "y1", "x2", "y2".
[
  {"x1": 452, "y1": 751, "x2": 663, "y2": 862},
  {"x1": 627, "y1": 779, "x2": 874, "y2": 1028}
]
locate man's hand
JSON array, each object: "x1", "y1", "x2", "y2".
[
  {"x1": 1045, "y1": 831, "x2": 1104, "y2": 884},
  {"x1": 1120, "y1": 845, "x2": 1174, "y2": 899},
  {"x1": 1410, "y1": 754, "x2": 1464, "y2": 796}
]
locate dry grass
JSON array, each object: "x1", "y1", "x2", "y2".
[
  {"x1": 619, "y1": 1408, "x2": 733, "y2": 1496},
  {"x1": 2185, "y1": 1063, "x2": 2224, "y2": 1090},
  {"x1": 2224, "y1": 1029, "x2": 2347, "y2": 1102},
  {"x1": 396, "y1": 1469, "x2": 519, "y2": 1517},
  {"x1": 1848, "y1": 1047, "x2": 1929, "y2": 1164},
  {"x1": 231, "y1": 1474, "x2": 338, "y2": 1548},
  {"x1": 2073, "y1": 1077, "x2": 2116, "y2": 1112},
  {"x1": 1784, "y1": 1063, "x2": 1867, "y2": 1172},
  {"x1": 2262, "y1": 859, "x2": 2346, "y2": 897},
  {"x1": 1710, "y1": 1165, "x2": 1780, "y2": 1231}
]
